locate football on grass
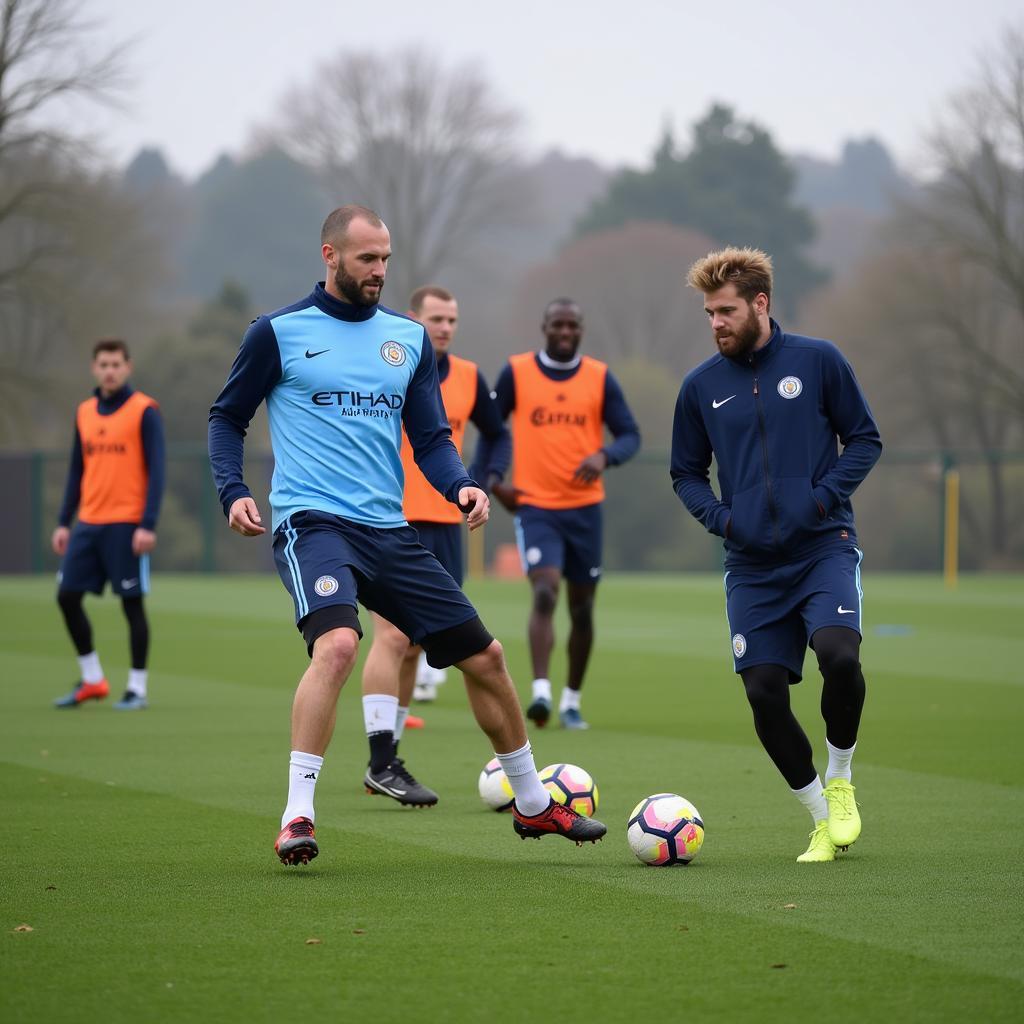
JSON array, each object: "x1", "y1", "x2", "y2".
[
  {"x1": 539, "y1": 762, "x2": 599, "y2": 817},
  {"x1": 478, "y1": 757, "x2": 514, "y2": 811},
  {"x1": 626, "y1": 793, "x2": 704, "y2": 865}
]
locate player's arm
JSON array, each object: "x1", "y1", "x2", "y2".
[
  {"x1": 466, "y1": 368, "x2": 511, "y2": 492},
  {"x1": 133, "y1": 405, "x2": 166, "y2": 555},
  {"x1": 52, "y1": 423, "x2": 83, "y2": 555},
  {"x1": 488, "y1": 363, "x2": 524, "y2": 511},
  {"x1": 208, "y1": 316, "x2": 282, "y2": 537},
  {"x1": 813, "y1": 346, "x2": 883, "y2": 514},
  {"x1": 575, "y1": 371, "x2": 642, "y2": 483},
  {"x1": 402, "y1": 330, "x2": 486, "y2": 528},
  {"x1": 670, "y1": 376, "x2": 730, "y2": 537}
]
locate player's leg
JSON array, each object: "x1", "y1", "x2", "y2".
[
  {"x1": 559, "y1": 502, "x2": 602, "y2": 726},
  {"x1": 360, "y1": 613, "x2": 437, "y2": 806},
  {"x1": 114, "y1": 596, "x2": 150, "y2": 709},
  {"x1": 726, "y1": 566, "x2": 834, "y2": 861},
  {"x1": 54, "y1": 525, "x2": 109, "y2": 707},
  {"x1": 396, "y1": 644, "x2": 424, "y2": 735},
  {"x1": 515, "y1": 506, "x2": 564, "y2": 726},
  {"x1": 271, "y1": 512, "x2": 367, "y2": 865},
  {"x1": 803, "y1": 547, "x2": 867, "y2": 849}
]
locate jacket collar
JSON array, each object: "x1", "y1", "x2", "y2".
[{"x1": 311, "y1": 282, "x2": 378, "y2": 323}]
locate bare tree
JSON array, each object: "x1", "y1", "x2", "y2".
[{"x1": 274, "y1": 50, "x2": 530, "y2": 304}]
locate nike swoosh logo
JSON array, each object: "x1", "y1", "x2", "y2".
[
  {"x1": 712, "y1": 395, "x2": 736, "y2": 409},
  {"x1": 305, "y1": 349, "x2": 330, "y2": 359},
  {"x1": 121, "y1": 578, "x2": 138, "y2": 588},
  {"x1": 837, "y1": 606, "x2": 857, "y2": 615}
]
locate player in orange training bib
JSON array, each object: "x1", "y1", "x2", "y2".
[
  {"x1": 359, "y1": 286, "x2": 510, "y2": 805},
  {"x1": 491, "y1": 299, "x2": 640, "y2": 729},
  {"x1": 52, "y1": 339, "x2": 165, "y2": 711}
]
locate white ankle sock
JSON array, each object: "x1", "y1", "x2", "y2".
[
  {"x1": 394, "y1": 705, "x2": 409, "y2": 742},
  {"x1": 496, "y1": 742, "x2": 549, "y2": 816},
  {"x1": 825, "y1": 740, "x2": 856, "y2": 783},
  {"x1": 127, "y1": 668, "x2": 147, "y2": 697},
  {"x1": 281, "y1": 751, "x2": 324, "y2": 827},
  {"x1": 792, "y1": 775, "x2": 828, "y2": 823},
  {"x1": 362, "y1": 694, "x2": 398, "y2": 736},
  {"x1": 78, "y1": 652, "x2": 104, "y2": 684},
  {"x1": 531, "y1": 678, "x2": 552, "y2": 701},
  {"x1": 559, "y1": 687, "x2": 581, "y2": 712}
]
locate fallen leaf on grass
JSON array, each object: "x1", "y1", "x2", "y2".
[
  {"x1": 305, "y1": 938, "x2": 322, "y2": 945},
  {"x1": 770, "y1": 964, "x2": 787, "y2": 969},
  {"x1": 45, "y1": 885, "x2": 57, "y2": 891},
  {"x1": 676, "y1": 925, "x2": 689, "y2": 932},
  {"x1": 14, "y1": 924, "x2": 33, "y2": 932},
  {"x1": 783, "y1": 903, "x2": 797, "y2": 910},
  {"x1": 352, "y1": 929, "x2": 366, "y2": 935}
]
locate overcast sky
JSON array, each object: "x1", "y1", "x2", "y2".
[{"x1": 83, "y1": 0, "x2": 1019, "y2": 179}]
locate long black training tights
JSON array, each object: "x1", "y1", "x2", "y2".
[
  {"x1": 57, "y1": 590, "x2": 149, "y2": 670},
  {"x1": 739, "y1": 626, "x2": 866, "y2": 790}
]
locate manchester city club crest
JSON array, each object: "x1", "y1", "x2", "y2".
[
  {"x1": 732, "y1": 633, "x2": 747, "y2": 658},
  {"x1": 777, "y1": 376, "x2": 803, "y2": 399},
  {"x1": 314, "y1": 575, "x2": 339, "y2": 597},
  {"x1": 380, "y1": 341, "x2": 406, "y2": 366}
]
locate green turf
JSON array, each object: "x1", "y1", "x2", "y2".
[{"x1": 1, "y1": 573, "x2": 1022, "y2": 1022}]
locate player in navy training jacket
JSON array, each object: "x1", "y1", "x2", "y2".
[{"x1": 671, "y1": 246, "x2": 881, "y2": 864}]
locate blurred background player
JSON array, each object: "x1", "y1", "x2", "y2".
[
  {"x1": 671, "y1": 246, "x2": 881, "y2": 863},
  {"x1": 491, "y1": 299, "x2": 640, "y2": 729},
  {"x1": 359, "y1": 285, "x2": 511, "y2": 805},
  {"x1": 52, "y1": 339, "x2": 165, "y2": 710}
]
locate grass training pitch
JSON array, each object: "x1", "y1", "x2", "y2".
[{"x1": 1, "y1": 572, "x2": 1022, "y2": 1022}]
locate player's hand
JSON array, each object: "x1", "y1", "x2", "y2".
[
  {"x1": 229, "y1": 496, "x2": 266, "y2": 536},
  {"x1": 51, "y1": 526, "x2": 70, "y2": 556},
  {"x1": 132, "y1": 528, "x2": 157, "y2": 555},
  {"x1": 458, "y1": 486, "x2": 490, "y2": 531},
  {"x1": 491, "y1": 481, "x2": 525, "y2": 512},
  {"x1": 573, "y1": 451, "x2": 608, "y2": 484}
]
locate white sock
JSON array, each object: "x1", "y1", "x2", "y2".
[
  {"x1": 362, "y1": 694, "x2": 398, "y2": 736},
  {"x1": 127, "y1": 669, "x2": 147, "y2": 698},
  {"x1": 394, "y1": 706, "x2": 409, "y2": 742},
  {"x1": 825, "y1": 740, "x2": 856, "y2": 783},
  {"x1": 78, "y1": 651, "x2": 104, "y2": 684},
  {"x1": 559, "y1": 687, "x2": 581, "y2": 712},
  {"x1": 281, "y1": 751, "x2": 324, "y2": 827},
  {"x1": 496, "y1": 742, "x2": 549, "y2": 816},
  {"x1": 792, "y1": 775, "x2": 829, "y2": 823},
  {"x1": 531, "y1": 678, "x2": 552, "y2": 701}
]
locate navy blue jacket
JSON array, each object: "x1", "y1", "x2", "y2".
[{"x1": 671, "y1": 322, "x2": 881, "y2": 566}]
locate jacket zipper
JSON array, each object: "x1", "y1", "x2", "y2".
[{"x1": 752, "y1": 368, "x2": 781, "y2": 547}]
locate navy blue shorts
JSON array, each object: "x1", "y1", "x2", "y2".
[
  {"x1": 410, "y1": 521, "x2": 464, "y2": 586},
  {"x1": 724, "y1": 545, "x2": 864, "y2": 682},
  {"x1": 58, "y1": 522, "x2": 150, "y2": 597},
  {"x1": 513, "y1": 503, "x2": 603, "y2": 584},
  {"x1": 273, "y1": 510, "x2": 480, "y2": 658}
]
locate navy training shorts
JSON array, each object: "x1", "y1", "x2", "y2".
[
  {"x1": 724, "y1": 544, "x2": 864, "y2": 682},
  {"x1": 513, "y1": 502, "x2": 603, "y2": 584},
  {"x1": 410, "y1": 521, "x2": 464, "y2": 587},
  {"x1": 58, "y1": 522, "x2": 150, "y2": 597},
  {"x1": 273, "y1": 510, "x2": 485, "y2": 665}
]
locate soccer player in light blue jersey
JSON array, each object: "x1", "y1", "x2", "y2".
[{"x1": 209, "y1": 206, "x2": 606, "y2": 865}]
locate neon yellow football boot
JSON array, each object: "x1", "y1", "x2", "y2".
[
  {"x1": 796, "y1": 820, "x2": 836, "y2": 862},
  {"x1": 823, "y1": 779, "x2": 861, "y2": 850}
]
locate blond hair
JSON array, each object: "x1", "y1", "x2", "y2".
[{"x1": 687, "y1": 247, "x2": 773, "y2": 306}]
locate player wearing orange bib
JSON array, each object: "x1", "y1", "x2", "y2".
[
  {"x1": 52, "y1": 339, "x2": 165, "y2": 710},
  {"x1": 491, "y1": 299, "x2": 640, "y2": 729},
  {"x1": 359, "y1": 286, "x2": 510, "y2": 805}
]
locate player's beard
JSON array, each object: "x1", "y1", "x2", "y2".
[
  {"x1": 333, "y1": 263, "x2": 383, "y2": 307},
  {"x1": 715, "y1": 303, "x2": 762, "y2": 359}
]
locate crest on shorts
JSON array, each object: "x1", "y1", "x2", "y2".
[
  {"x1": 314, "y1": 575, "x2": 338, "y2": 597},
  {"x1": 525, "y1": 546, "x2": 542, "y2": 566},
  {"x1": 777, "y1": 376, "x2": 802, "y2": 399},
  {"x1": 732, "y1": 633, "x2": 747, "y2": 658},
  {"x1": 380, "y1": 341, "x2": 406, "y2": 366}
]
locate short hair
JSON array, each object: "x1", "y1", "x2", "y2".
[
  {"x1": 409, "y1": 285, "x2": 455, "y2": 313},
  {"x1": 92, "y1": 338, "x2": 130, "y2": 360},
  {"x1": 543, "y1": 297, "x2": 582, "y2": 320},
  {"x1": 687, "y1": 247, "x2": 773, "y2": 305},
  {"x1": 320, "y1": 204, "x2": 384, "y2": 246}
]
